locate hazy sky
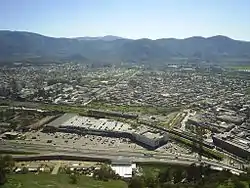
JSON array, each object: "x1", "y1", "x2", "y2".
[{"x1": 0, "y1": 0, "x2": 250, "y2": 40}]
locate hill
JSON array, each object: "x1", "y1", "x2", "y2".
[
  {"x1": 75, "y1": 35, "x2": 125, "y2": 41},
  {"x1": 0, "y1": 30, "x2": 250, "y2": 64}
]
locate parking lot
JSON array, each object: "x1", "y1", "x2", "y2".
[{"x1": 22, "y1": 131, "x2": 146, "y2": 151}]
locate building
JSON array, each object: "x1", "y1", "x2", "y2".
[
  {"x1": 43, "y1": 113, "x2": 168, "y2": 150},
  {"x1": 111, "y1": 160, "x2": 136, "y2": 178},
  {"x1": 212, "y1": 133, "x2": 250, "y2": 159},
  {"x1": 216, "y1": 115, "x2": 245, "y2": 125},
  {"x1": 1, "y1": 132, "x2": 19, "y2": 140}
]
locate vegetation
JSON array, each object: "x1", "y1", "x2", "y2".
[
  {"x1": 87, "y1": 100, "x2": 180, "y2": 115},
  {"x1": 245, "y1": 87, "x2": 250, "y2": 95},
  {"x1": 1, "y1": 31, "x2": 250, "y2": 64},
  {"x1": 2, "y1": 173, "x2": 127, "y2": 188},
  {"x1": 93, "y1": 164, "x2": 121, "y2": 181},
  {"x1": 69, "y1": 173, "x2": 79, "y2": 184},
  {"x1": 159, "y1": 112, "x2": 182, "y2": 129},
  {"x1": 169, "y1": 134, "x2": 224, "y2": 160},
  {"x1": 0, "y1": 155, "x2": 14, "y2": 185},
  {"x1": 0, "y1": 108, "x2": 46, "y2": 131},
  {"x1": 130, "y1": 163, "x2": 250, "y2": 188},
  {"x1": 1, "y1": 161, "x2": 250, "y2": 188},
  {"x1": 41, "y1": 104, "x2": 88, "y2": 115},
  {"x1": 229, "y1": 65, "x2": 250, "y2": 70}
]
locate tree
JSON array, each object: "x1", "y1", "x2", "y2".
[
  {"x1": 143, "y1": 174, "x2": 158, "y2": 188},
  {"x1": 93, "y1": 164, "x2": 118, "y2": 181},
  {"x1": 233, "y1": 180, "x2": 245, "y2": 188},
  {"x1": 0, "y1": 110, "x2": 3, "y2": 121},
  {"x1": 0, "y1": 155, "x2": 14, "y2": 185},
  {"x1": 69, "y1": 173, "x2": 78, "y2": 184},
  {"x1": 173, "y1": 167, "x2": 186, "y2": 183},
  {"x1": 161, "y1": 182, "x2": 180, "y2": 188},
  {"x1": 186, "y1": 163, "x2": 200, "y2": 182},
  {"x1": 158, "y1": 167, "x2": 172, "y2": 184},
  {"x1": 128, "y1": 176, "x2": 145, "y2": 188},
  {"x1": 22, "y1": 167, "x2": 29, "y2": 174}
]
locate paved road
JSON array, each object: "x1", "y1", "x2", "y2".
[
  {"x1": 1, "y1": 141, "x2": 244, "y2": 175},
  {"x1": 51, "y1": 162, "x2": 61, "y2": 175},
  {"x1": 11, "y1": 152, "x2": 244, "y2": 175}
]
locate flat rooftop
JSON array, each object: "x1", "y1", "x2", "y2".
[
  {"x1": 61, "y1": 115, "x2": 131, "y2": 132},
  {"x1": 142, "y1": 131, "x2": 164, "y2": 139},
  {"x1": 46, "y1": 113, "x2": 163, "y2": 140}
]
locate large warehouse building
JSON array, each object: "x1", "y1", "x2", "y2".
[
  {"x1": 44, "y1": 113, "x2": 168, "y2": 150},
  {"x1": 212, "y1": 133, "x2": 250, "y2": 159}
]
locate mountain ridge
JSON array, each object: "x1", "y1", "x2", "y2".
[
  {"x1": 3, "y1": 30, "x2": 249, "y2": 41},
  {"x1": 0, "y1": 30, "x2": 250, "y2": 63},
  {"x1": 75, "y1": 35, "x2": 126, "y2": 41}
]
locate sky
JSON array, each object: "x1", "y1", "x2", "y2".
[{"x1": 0, "y1": 0, "x2": 250, "y2": 40}]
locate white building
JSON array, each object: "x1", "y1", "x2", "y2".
[{"x1": 111, "y1": 160, "x2": 136, "y2": 178}]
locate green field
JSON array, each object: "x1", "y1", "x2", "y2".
[
  {"x1": 229, "y1": 65, "x2": 250, "y2": 70},
  {"x1": 3, "y1": 174, "x2": 127, "y2": 188},
  {"x1": 86, "y1": 101, "x2": 181, "y2": 115},
  {"x1": 0, "y1": 99, "x2": 181, "y2": 117},
  {"x1": 158, "y1": 112, "x2": 180, "y2": 128}
]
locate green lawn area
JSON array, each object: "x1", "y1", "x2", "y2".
[
  {"x1": 86, "y1": 101, "x2": 181, "y2": 115},
  {"x1": 217, "y1": 181, "x2": 249, "y2": 188},
  {"x1": 86, "y1": 101, "x2": 159, "y2": 114},
  {"x1": 0, "y1": 99, "x2": 181, "y2": 117},
  {"x1": 3, "y1": 173, "x2": 128, "y2": 188},
  {"x1": 158, "y1": 112, "x2": 179, "y2": 128},
  {"x1": 229, "y1": 65, "x2": 250, "y2": 70},
  {"x1": 41, "y1": 104, "x2": 88, "y2": 114}
]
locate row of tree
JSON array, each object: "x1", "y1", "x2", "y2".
[
  {"x1": 128, "y1": 164, "x2": 250, "y2": 188},
  {"x1": 67, "y1": 164, "x2": 120, "y2": 185}
]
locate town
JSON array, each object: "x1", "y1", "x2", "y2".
[{"x1": 1, "y1": 63, "x2": 250, "y2": 183}]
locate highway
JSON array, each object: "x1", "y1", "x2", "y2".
[{"x1": 1, "y1": 140, "x2": 245, "y2": 175}]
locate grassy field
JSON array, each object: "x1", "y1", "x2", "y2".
[
  {"x1": 0, "y1": 99, "x2": 181, "y2": 117},
  {"x1": 229, "y1": 65, "x2": 250, "y2": 70},
  {"x1": 3, "y1": 174, "x2": 128, "y2": 188},
  {"x1": 41, "y1": 104, "x2": 88, "y2": 114},
  {"x1": 158, "y1": 112, "x2": 179, "y2": 128},
  {"x1": 86, "y1": 101, "x2": 181, "y2": 115}
]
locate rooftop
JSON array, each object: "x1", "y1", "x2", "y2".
[
  {"x1": 214, "y1": 133, "x2": 250, "y2": 152},
  {"x1": 46, "y1": 113, "x2": 164, "y2": 141},
  {"x1": 142, "y1": 131, "x2": 163, "y2": 139}
]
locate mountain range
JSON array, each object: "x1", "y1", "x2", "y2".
[
  {"x1": 75, "y1": 35, "x2": 125, "y2": 41},
  {"x1": 0, "y1": 30, "x2": 250, "y2": 64}
]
